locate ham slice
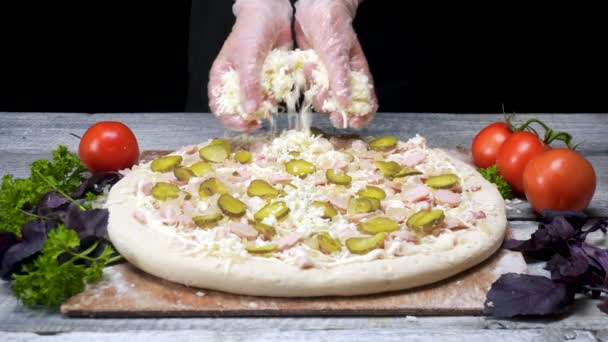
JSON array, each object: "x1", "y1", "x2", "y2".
[
  {"x1": 276, "y1": 233, "x2": 303, "y2": 251},
  {"x1": 327, "y1": 197, "x2": 348, "y2": 211},
  {"x1": 401, "y1": 151, "x2": 426, "y2": 167},
  {"x1": 390, "y1": 229, "x2": 418, "y2": 242},
  {"x1": 434, "y1": 189, "x2": 461, "y2": 206},
  {"x1": 269, "y1": 173, "x2": 292, "y2": 184},
  {"x1": 227, "y1": 222, "x2": 258, "y2": 240},
  {"x1": 133, "y1": 210, "x2": 147, "y2": 225},
  {"x1": 404, "y1": 185, "x2": 430, "y2": 202},
  {"x1": 349, "y1": 212, "x2": 377, "y2": 223}
]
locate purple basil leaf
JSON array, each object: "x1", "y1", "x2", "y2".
[
  {"x1": 36, "y1": 191, "x2": 70, "y2": 217},
  {"x1": 0, "y1": 219, "x2": 56, "y2": 279},
  {"x1": 484, "y1": 273, "x2": 574, "y2": 317},
  {"x1": 72, "y1": 172, "x2": 122, "y2": 199},
  {"x1": 504, "y1": 216, "x2": 577, "y2": 260},
  {"x1": 546, "y1": 245, "x2": 589, "y2": 281},
  {"x1": 0, "y1": 232, "x2": 18, "y2": 264},
  {"x1": 541, "y1": 209, "x2": 588, "y2": 231},
  {"x1": 61, "y1": 203, "x2": 109, "y2": 245}
]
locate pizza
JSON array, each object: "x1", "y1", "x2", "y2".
[{"x1": 106, "y1": 130, "x2": 506, "y2": 297}]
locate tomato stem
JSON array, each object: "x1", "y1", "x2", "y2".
[{"x1": 508, "y1": 117, "x2": 576, "y2": 149}]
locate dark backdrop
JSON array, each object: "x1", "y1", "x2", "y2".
[{"x1": 1, "y1": 1, "x2": 606, "y2": 114}]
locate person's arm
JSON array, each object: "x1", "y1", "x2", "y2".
[
  {"x1": 208, "y1": 0, "x2": 293, "y2": 131},
  {"x1": 294, "y1": 0, "x2": 377, "y2": 128}
]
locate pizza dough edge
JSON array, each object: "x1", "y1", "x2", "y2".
[{"x1": 107, "y1": 151, "x2": 507, "y2": 297}]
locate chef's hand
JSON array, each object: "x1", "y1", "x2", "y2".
[
  {"x1": 208, "y1": 0, "x2": 293, "y2": 131},
  {"x1": 295, "y1": 0, "x2": 377, "y2": 129}
]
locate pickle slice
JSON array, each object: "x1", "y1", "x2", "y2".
[
  {"x1": 368, "y1": 136, "x2": 398, "y2": 151},
  {"x1": 394, "y1": 166, "x2": 423, "y2": 178},
  {"x1": 245, "y1": 242, "x2": 277, "y2": 254},
  {"x1": 357, "y1": 217, "x2": 399, "y2": 234},
  {"x1": 374, "y1": 160, "x2": 401, "y2": 177},
  {"x1": 199, "y1": 144, "x2": 229, "y2": 163},
  {"x1": 173, "y1": 167, "x2": 195, "y2": 182},
  {"x1": 190, "y1": 161, "x2": 214, "y2": 177},
  {"x1": 217, "y1": 194, "x2": 247, "y2": 217},
  {"x1": 288, "y1": 151, "x2": 301, "y2": 157},
  {"x1": 151, "y1": 182, "x2": 181, "y2": 200},
  {"x1": 368, "y1": 197, "x2": 381, "y2": 211},
  {"x1": 193, "y1": 213, "x2": 223, "y2": 228},
  {"x1": 347, "y1": 197, "x2": 374, "y2": 215},
  {"x1": 346, "y1": 232, "x2": 387, "y2": 255},
  {"x1": 326, "y1": 169, "x2": 352, "y2": 185},
  {"x1": 208, "y1": 138, "x2": 232, "y2": 154},
  {"x1": 357, "y1": 185, "x2": 386, "y2": 200},
  {"x1": 254, "y1": 201, "x2": 290, "y2": 221},
  {"x1": 250, "y1": 221, "x2": 276, "y2": 240},
  {"x1": 285, "y1": 159, "x2": 316, "y2": 178},
  {"x1": 406, "y1": 209, "x2": 445, "y2": 232},
  {"x1": 247, "y1": 179, "x2": 279, "y2": 198},
  {"x1": 150, "y1": 155, "x2": 183, "y2": 173},
  {"x1": 312, "y1": 201, "x2": 338, "y2": 219},
  {"x1": 316, "y1": 232, "x2": 342, "y2": 254},
  {"x1": 234, "y1": 150, "x2": 252, "y2": 164},
  {"x1": 199, "y1": 178, "x2": 229, "y2": 198},
  {"x1": 426, "y1": 174, "x2": 460, "y2": 189}
]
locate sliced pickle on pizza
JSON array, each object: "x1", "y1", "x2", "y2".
[
  {"x1": 368, "y1": 136, "x2": 397, "y2": 151},
  {"x1": 374, "y1": 160, "x2": 401, "y2": 178},
  {"x1": 217, "y1": 194, "x2": 247, "y2": 217},
  {"x1": 193, "y1": 212, "x2": 223, "y2": 228},
  {"x1": 426, "y1": 174, "x2": 459, "y2": 189},
  {"x1": 173, "y1": 167, "x2": 195, "y2": 182},
  {"x1": 189, "y1": 161, "x2": 214, "y2": 176},
  {"x1": 249, "y1": 221, "x2": 276, "y2": 240},
  {"x1": 357, "y1": 217, "x2": 399, "y2": 234},
  {"x1": 254, "y1": 201, "x2": 290, "y2": 221},
  {"x1": 199, "y1": 144, "x2": 229, "y2": 163},
  {"x1": 393, "y1": 166, "x2": 423, "y2": 178},
  {"x1": 234, "y1": 150, "x2": 252, "y2": 164},
  {"x1": 247, "y1": 179, "x2": 279, "y2": 198},
  {"x1": 245, "y1": 242, "x2": 277, "y2": 254},
  {"x1": 312, "y1": 201, "x2": 338, "y2": 219},
  {"x1": 346, "y1": 232, "x2": 387, "y2": 255},
  {"x1": 199, "y1": 178, "x2": 229, "y2": 198},
  {"x1": 406, "y1": 209, "x2": 445, "y2": 233},
  {"x1": 150, "y1": 155, "x2": 182, "y2": 173},
  {"x1": 347, "y1": 197, "x2": 374, "y2": 215},
  {"x1": 326, "y1": 169, "x2": 352, "y2": 185},
  {"x1": 316, "y1": 232, "x2": 342, "y2": 255},
  {"x1": 285, "y1": 159, "x2": 316, "y2": 178},
  {"x1": 151, "y1": 182, "x2": 181, "y2": 200},
  {"x1": 357, "y1": 185, "x2": 386, "y2": 200},
  {"x1": 208, "y1": 138, "x2": 232, "y2": 153}
]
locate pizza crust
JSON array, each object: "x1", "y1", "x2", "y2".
[{"x1": 107, "y1": 150, "x2": 506, "y2": 297}]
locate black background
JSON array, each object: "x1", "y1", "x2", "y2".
[{"x1": 0, "y1": 1, "x2": 606, "y2": 114}]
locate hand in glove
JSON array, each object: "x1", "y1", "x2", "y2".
[{"x1": 208, "y1": 0, "x2": 293, "y2": 131}]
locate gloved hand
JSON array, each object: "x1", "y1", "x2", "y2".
[
  {"x1": 208, "y1": 0, "x2": 293, "y2": 131},
  {"x1": 295, "y1": 0, "x2": 377, "y2": 129}
]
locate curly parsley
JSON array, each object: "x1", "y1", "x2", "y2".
[
  {"x1": 0, "y1": 146, "x2": 87, "y2": 236},
  {"x1": 12, "y1": 225, "x2": 121, "y2": 307},
  {"x1": 477, "y1": 165, "x2": 514, "y2": 200}
]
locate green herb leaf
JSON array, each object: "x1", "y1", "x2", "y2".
[
  {"x1": 11, "y1": 225, "x2": 121, "y2": 308},
  {"x1": 477, "y1": 165, "x2": 514, "y2": 200},
  {"x1": 0, "y1": 146, "x2": 86, "y2": 236}
]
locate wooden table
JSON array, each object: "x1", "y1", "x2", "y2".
[{"x1": 0, "y1": 113, "x2": 606, "y2": 341}]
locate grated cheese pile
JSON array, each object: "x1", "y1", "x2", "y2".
[{"x1": 212, "y1": 49, "x2": 374, "y2": 127}]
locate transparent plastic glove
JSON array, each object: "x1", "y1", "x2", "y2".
[
  {"x1": 295, "y1": 0, "x2": 377, "y2": 129},
  {"x1": 208, "y1": 0, "x2": 293, "y2": 131}
]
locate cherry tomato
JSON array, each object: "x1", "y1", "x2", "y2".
[
  {"x1": 471, "y1": 122, "x2": 513, "y2": 168},
  {"x1": 79, "y1": 121, "x2": 139, "y2": 172},
  {"x1": 496, "y1": 131, "x2": 547, "y2": 194},
  {"x1": 523, "y1": 149, "x2": 596, "y2": 213}
]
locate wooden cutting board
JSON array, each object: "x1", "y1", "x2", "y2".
[{"x1": 60, "y1": 149, "x2": 526, "y2": 317}]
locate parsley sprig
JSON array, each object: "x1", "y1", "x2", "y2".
[{"x1": 477, "y1": 165, "x2": 514, "y2": 200}]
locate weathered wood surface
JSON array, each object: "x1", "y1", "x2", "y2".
[{"x1": 0, "y1": 113, "x2": 607, "y2": 341}]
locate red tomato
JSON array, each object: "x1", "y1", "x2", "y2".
[
  {"x1": 471, "y1": 122, "x2": 513, "y2": 168},
  {"x1": 79, "y1": 121, "x2": 140, "y2": 172},
  {"x1": 496, "y1": 131, "x2": 547, "y2": 194},
  {"x1": 523, "y1": 149, "x2": 596, "y2": 213}
]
